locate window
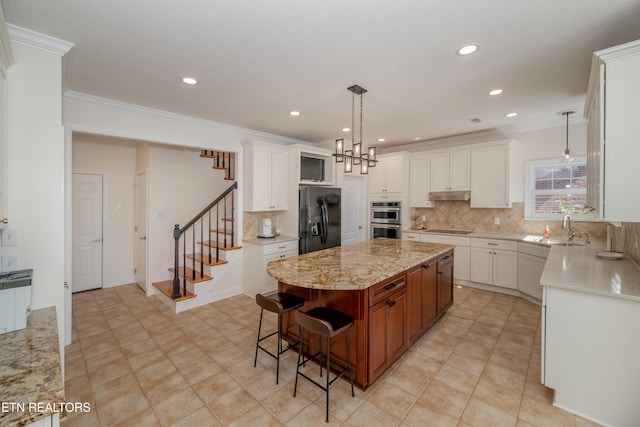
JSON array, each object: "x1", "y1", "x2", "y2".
[{"x1": 524, "y1": 157, "x2": 594, "y2": 220}]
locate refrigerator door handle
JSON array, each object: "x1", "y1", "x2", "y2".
[{"x1": 321, "y1": 201, "x2": 328, "y2": 245}]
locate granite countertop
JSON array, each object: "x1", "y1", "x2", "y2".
[
  {"x1": 0, "y1": 307, "x2": 64, "y2": 426},
  {"x1": 540, "y1": 245, "x2": 640, "y2": 302},
  {"x1": 242, "y1": 235, "x2": 298, "y2": 246},
  {"x1": 267, "y1": 238, "x2": 453, "y2": 290}
]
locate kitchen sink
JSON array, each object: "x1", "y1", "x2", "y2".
[
  {"x1": 548, "y1": 240, "x2": 586, "y2": 246},
  {"x1": 424, "y1": 229, "x2": 473, "y2": 235}
]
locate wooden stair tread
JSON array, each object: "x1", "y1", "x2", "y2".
[
  {"x1": 185, "y1": 253, "x2": 229, "y2": 266},
  {"x1": 153, "y1": 280, "x2": 197, "y2": 301},
  {"x1": 198, "y1": 241, "x2": 243, "y2": 250},
  {"x1": 169, "y1": 267, "x2": 213, "y2": 283},
  {"x1": 211, "y1": 228, "x2": 233, "y2": 235}
]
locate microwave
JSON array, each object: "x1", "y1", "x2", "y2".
[{"x1": 300, "y1": 155, "x2": 325, "y2": 182}]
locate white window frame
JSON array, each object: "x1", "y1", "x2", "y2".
[{"x1": 524, "y1": 156, "x2": 596, "y2": 221}]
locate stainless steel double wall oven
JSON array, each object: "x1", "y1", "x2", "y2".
[{"x1": 370, "y1": 201, "x2": 402, "y2": 239}]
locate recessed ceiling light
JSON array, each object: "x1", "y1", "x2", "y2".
[
  {"x1": 506, "y1": 112, "x2": 518, "y2": 118},
  {"x1": 290, "y1": 111, "x2": 300, "y2": 116},
  {"x1": 413, "y1": 137, "x2": 422, "y2": 141},
  {"x1": 457, "y1": 44, "x2": 479, "y2": 56},
  {"x1": 378, "y1": 138, "x2": 385, "y2": 142},
  {"x1": 181, "y1": 76, "x2": 198, "y2": 85},
  {"x1": 489, "y1": 89, "x2": 503, "y2": 96},
  {"x1": 342, "y1": 128, "x2": 351, "y2": 132}
]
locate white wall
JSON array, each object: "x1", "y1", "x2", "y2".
[
  {"x1": 3, "y1": 42, "x2": 65, "y2": 342},
  {"x1": 72, "y1": 136, "x2": 137, "y2": 287}
]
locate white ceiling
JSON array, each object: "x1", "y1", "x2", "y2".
[{"x1": 2, "y1": 0, "x2": 640, "y2": 147}]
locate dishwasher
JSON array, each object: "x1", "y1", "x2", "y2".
[{"x1": 517, "y1": 242, "x2": 550, "y2": 301}]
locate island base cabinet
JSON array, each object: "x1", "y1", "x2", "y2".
[
  {"x1": 368, "y1": 286, "x2": 407, "y2": 384},
  {"x1": 407, "y1": 260, "x2": 438, "y2": 346}
]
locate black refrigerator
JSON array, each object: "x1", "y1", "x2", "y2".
[{"x1": 299, "y1": 187, "x2": 342, "y2": 254}]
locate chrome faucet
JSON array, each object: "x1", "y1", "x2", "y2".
[
  {"x1": 579, "y1": 232, "x2": 591, "y2": 245},
  {"x1": 561, "y1": 214, "x2": 576, "y2": 242}
]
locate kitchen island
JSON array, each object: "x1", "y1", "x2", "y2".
[{"x1": 266, "y1": 238, "x2": 454, "y2": 389}]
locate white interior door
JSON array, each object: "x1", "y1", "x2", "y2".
[
  {"x1": 72, "y1": 173, "x2": 103, "y2": 292},
  {"x1": 135, "y1": 171, "x2": 148, "y2": 292},
  {"x1": 342, "y1": 174, "x2": 365, "y2": 245}
]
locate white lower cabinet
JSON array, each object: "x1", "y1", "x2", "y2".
[
  {"x1": 403, "y1": 232, "x2": 470, "y2": 281},
  {"x1": 243, "y1": 239, "x2": 298, "y2": 296},
  {"x1": 470, "y1": 238, "x2": 517, "y2": 289}
]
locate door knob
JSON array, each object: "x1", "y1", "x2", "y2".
[
  {"x1": 1, "y1": 218, "x2": 7, "y2": 224},
  {"x1": 92, "y1": 238, "x2": 102, "y2": 243},
  {"x1": 139, "y1": 236, "x2": 147, "y2": 240}
]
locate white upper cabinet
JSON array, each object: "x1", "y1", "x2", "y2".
[
  {"x1": 409, "y1": 154, "x2": 434, "y2": 208},
  {"x1": 584, "y1": 39, "x2": 640, "y2": 222},
  {"x1": 471, "y1": 142, "x2": 512, "y2": 208},
  {"x1": 368, "y1": 154, "x2": 406, "y2": 196},
  {"x1": 244, "y1": 141, "x2": 288, "y2": 212},
  {"x1": 429, "y1": 150, "x2": 470, "y2": 192}
]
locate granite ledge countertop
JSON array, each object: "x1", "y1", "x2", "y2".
[
  {"x1": 0, "y1": 306, "x2": 64, "y2": 427},
  {"x1": 267, "y1": 238, "x2": 453, "y2": 290}
]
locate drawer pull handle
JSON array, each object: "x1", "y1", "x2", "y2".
[
  {"x1": 488, "y1": 243, "x2": 498, "y2": 246},
  {"x1": 277, "y1": 246, "x2": 286, "y2": 249},
  {"x1": 422, "y1": 264, "x2": 430, "y2": 269},
  {"x1": 384, "y1": 283, "x2": 397, "y2": 291}
]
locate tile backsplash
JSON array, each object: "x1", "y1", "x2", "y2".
[
  {"x1": 243, "y1": 211, "x2": 278, "y2": 238},
  {"x1": 412, "y1": 202, "x2": 608, "y2": 239}
]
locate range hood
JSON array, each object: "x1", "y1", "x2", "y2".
[{"x1": 428, "y1": 190, "x2": 471, "y2": 201}]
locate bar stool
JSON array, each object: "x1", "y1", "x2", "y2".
[
  {"x1": 254, "y1": 292, "x2": 305, "y2": 384},
  {"x1": 293, "y1": 306, "x2": 355, "y2": 423}
]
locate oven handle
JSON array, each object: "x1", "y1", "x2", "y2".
[{"x1": 371, "y1": 223, "x2": 402, "y2": 230}]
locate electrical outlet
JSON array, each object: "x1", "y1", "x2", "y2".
[
  {"x1": 494, "y1": 217, "x2": 501, "y2": 225},
  {"x1": 1, "y1": 255, "x2": 18, "y2": 272},
  {"x1": 1, "y1": 228, "x2": 17, "y2": 246}
]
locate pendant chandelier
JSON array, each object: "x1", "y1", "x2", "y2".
[
  {"x1": 561, "y1": 110, "x2": 575, "y2": 162},
  {"x1": 334, "y1": 84, "x2": 377, "y2": 174}
]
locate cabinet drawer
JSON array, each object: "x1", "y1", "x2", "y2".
[
  {"x1": 262, "y1": 240, "x2": 298, "y2": 255},
  {"x1": 471, "y1": 238, "x2": 517, "y2": 251},
  {"x1": 420, "y1": 234, "x2": 470, "y2": 247},
  {"x1": 402, "y1": 232, "x2": 420, "y2": 241},
  {"x1": 369, "y1": 274, "x2": 406, "y2": 307}
]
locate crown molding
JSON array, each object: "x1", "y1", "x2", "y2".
[
  {"x1": 6, "y1": 24, "x2": 73, "y2": 56},
  {"x1": 64, "y1": 91, "x2": 311, "y2": 146},
  {"x1": 0, "y1": 6, "x2": 14, "y2": 76}
]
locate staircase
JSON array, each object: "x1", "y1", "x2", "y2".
[
  {"x1": 152, "y1": 150, "x2": 242, "y2": 313},
  {"x1": 200, "y1": 149, "x2": 235, "y2": 180}
]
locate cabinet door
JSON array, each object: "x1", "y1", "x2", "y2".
[
  {"x1": 368, "y1": 299, "x2": 389, "y2": 382},
  {"x1": 493, "y1": 249, "x2": 518, "y2": 289},
  {"x1": 270, "y1": 147, "x2": 289, "y2": 210},
  {"x1": 453, "y1": 246, "x2": 470, "y2": 281},
  {"x1": 517, "y1": 252, "x2": 546, "y2": 300},
  {"x1": 429, "y1": 152, "x2": 450, "y2": 192},
  {"x1": 471, "y1": 145, "x2": 510, "y2": 208},
  {"x1": 421, "y1": 261, "x2": 438, "y2": 329},
  {"x1": 0, "y1": 76, "x2": 5, "y2": 229},
  {"x1": 247, "y1": 144, "x2": 273, "y2": 211},
  {"x1": 409, "y1": 155, "x2": 433, "y2": 207},
  {"x1": 368, "y1": 158, "x2": 388, "y2": 193},
  {"x1": 386, "y1": 291, "x2": 407, "y2": 364},
  {"x1": 384, "y1": 156, "x2": 404, "y2": 193},
  {"x1": 470, "y1": 248, "x2": 493, "y2": 285},
  {"x1": 449, "y1": 150, "x2": 470, "y2": 191},
  {"x1": 406, "y1": 266, "x2": 424, "y2": 345}
]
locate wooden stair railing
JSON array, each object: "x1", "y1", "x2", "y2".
[
  {"x1": 172, "y1": 181, "x2": 238, "y2": 299},
  {"x1": 200, "y1": 150, "x2": 235, "y2": 180}
]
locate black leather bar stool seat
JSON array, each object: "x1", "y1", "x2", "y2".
[
  {"x1": 254, "y1": 292, "x2": 305, "y2": 384},
  {"x1": 293, "y1": 306, "x2": 355, "y2": 423}
]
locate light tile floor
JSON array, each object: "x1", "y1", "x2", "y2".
[{"x1": 61, "y1": 284, "x2": 603, "y2": 426}]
